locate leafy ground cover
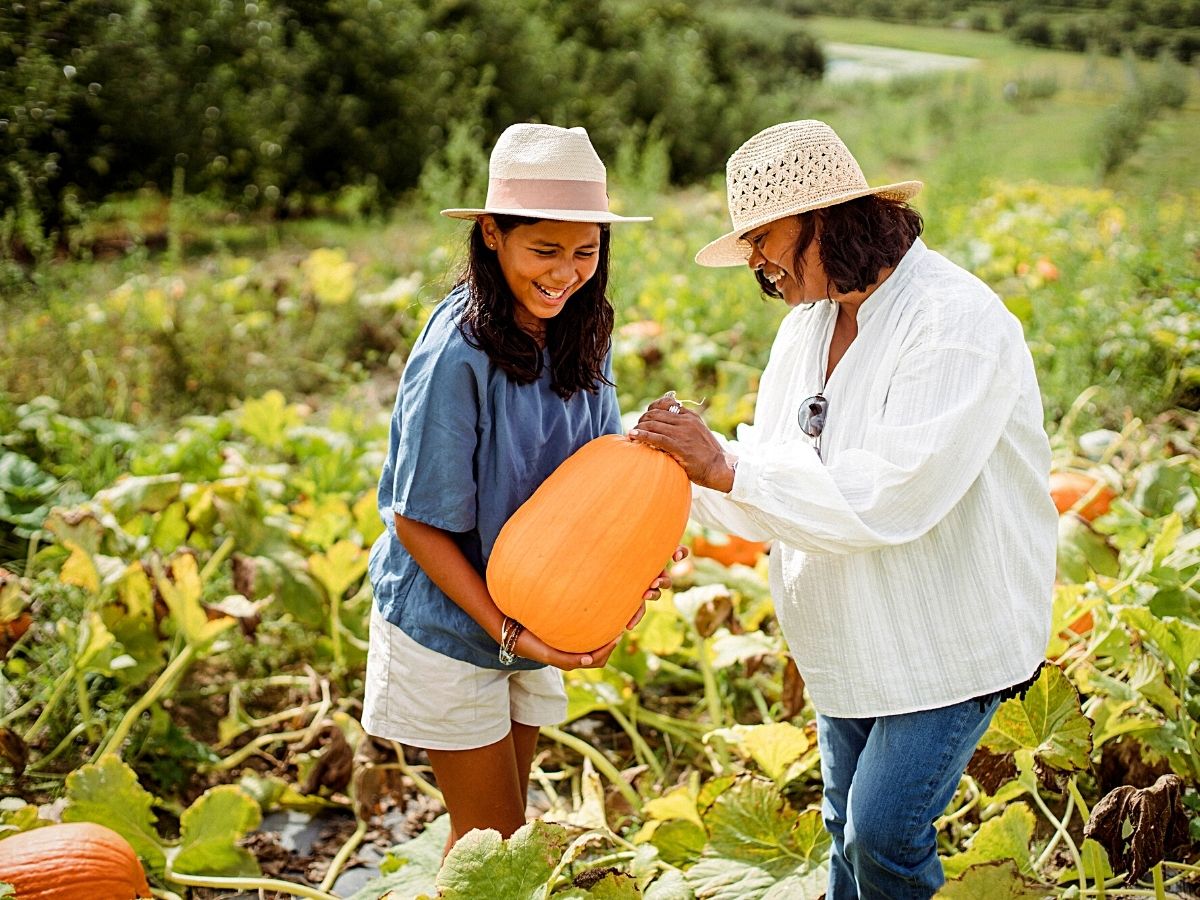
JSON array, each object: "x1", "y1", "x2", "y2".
[{"x1": 2, "y1": 18, "x2": 1199, "y2": 900}]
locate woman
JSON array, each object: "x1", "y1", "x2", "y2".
[
  {"x1": 630, "y1": 120, "x2": 1056, "y2": 899},
  {"x1": 362, "y1": 123, "x2": 679, "y2": 852}
]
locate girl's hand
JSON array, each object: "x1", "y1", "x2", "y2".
[
  {"x1": 515, "y1": 628, "x2": 621, "y2": 671},
  {"x1": 629, "y1": 397, "x2": 734, "y2": 492},
  {"x1": 641, "y1": 545, "x2": 689, "y2": 603}
]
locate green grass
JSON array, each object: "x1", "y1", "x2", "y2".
[{"x1": 799, "y1": 16, "x2": 1200, "y2": 199}]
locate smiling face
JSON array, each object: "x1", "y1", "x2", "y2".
[
  {"x1": 480, "y1": 216, "x2": 603, "y2": 335},
  {"x1": 742, "y1": 215, "x2": 828, "y2": 306}
]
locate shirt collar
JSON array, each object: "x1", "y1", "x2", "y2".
[{"x1": 856, "y1": 237, "x2": 927, "y2": 327}]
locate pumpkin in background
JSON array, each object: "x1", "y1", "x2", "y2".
[
  {"x1": 1050, "y1": 470, "x2": 1116, "y2": 522},
  {"x1": 0, "y1": 821, "x2": 152, "y2": 899},
  {"x1": 692, "y1": 533, "x2": 770, "y2": 568},
  {"x1": 487, "y1": 435, "x2": 691, "y2": 652}
]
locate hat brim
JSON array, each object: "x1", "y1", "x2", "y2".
[
  {"x1": 441, "y1": 207, "x2": 651, "y2": 224},
  {"x1": 694, "y1": 180, "x2": 924, "y2": 267}
]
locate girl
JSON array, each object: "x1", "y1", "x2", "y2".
[{"x1": 363, "y1": 124, "x2": 673, "y2": 849}]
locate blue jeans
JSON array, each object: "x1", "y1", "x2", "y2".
[{"x1": 817, "y1": 694, "x2": 1000, "y2": 900}]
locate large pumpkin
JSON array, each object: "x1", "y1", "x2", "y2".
[
  {"x1": 0, "y1": 821, "x2": 152, "y2": 900},
  {"x1": 487, "y1": 435, "x2": 691, "y2": 652}
]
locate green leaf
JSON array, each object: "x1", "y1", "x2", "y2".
[
  {"x1": 635, "y1": 603, "x2": 686, "y2": 657},
  {"x1": 1120, "y1": 606, "x2": 1200, "y2": 682},
  {"x1": 565, "y1": 667, "x2": 634, "y2": 723},
  {"x1": 94, "y1": 474, "x2": 182, "y2": 521},
  {"x1": 308, "y1": 539, "x2": 368, "y2": 600},
  {"x1": 435, "y1": 819, "x2": 573, "y2": 899},
  {"x1": 1057, "y1": 515, "x2": 1119, "y2": 583},
  {"x1": 64, "y1": 756, "x2": 166, "y2": 879},
  {"x1": 650, "y1": 819, "x2": 707, "y2": 868},
  {"x1": 557, "y1": 871, "x2": 642, "y2": 899},
  {"x1": 683, "y1": 856, "x2": 826, "y2": 900},
  {"x1": 643, "y1": 868, "x2": 694, "y2": 900},
  {"x1": 171, "y1": 785, "x2": 262, "y2": 877},
  {"x1": 0, "y1": 881, "x2": 15, "y2": 898},
  {"x1": 704, "y1": 778, "x2": 829, "y2": 878},
  {"x1": 152, "y1": 500, "x2": 190, "y2": 552},
  {"x1": 981, "y1": 665, "x2": 1093, "y2": 775},
  {"x1": 933, "y1": 859, "x2": 1050, "y2": 899},
  {"x1": 348, "y1": 815, "x2": 450, "y2": 900},
  {"x1": 239, "y1": 390, "x2": 304, "y2": 449},
  {"x1": 941, "y1": 803, "x2": 1036, "y2": 878}
]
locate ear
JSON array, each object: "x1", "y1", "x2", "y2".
[{"x1": 478, "y1": 215, "x2": 500, "y2": 249}]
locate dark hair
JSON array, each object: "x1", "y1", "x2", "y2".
[
  {"x1": 755, "y1": 195, "x2": 924, "y2": 300},
  {"x1": 457, "y1": 215, "x2": 614, "y2": 401}
]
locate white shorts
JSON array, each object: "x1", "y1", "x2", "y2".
[{"x1": 361, "y1": 604, "x2": 567, "y2": 751}]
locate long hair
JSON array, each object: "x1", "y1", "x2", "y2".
[
  {"x1": 755, "y1": 195, "x2": 924, "y2": 300},
  {"x1": 457, "y1": 215, "x2": 614, "y2": 401}
]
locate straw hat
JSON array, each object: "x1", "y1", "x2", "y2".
[
  {"x1": 696, "y1": 120, "x2": 922, "y2": 267},
  {"x1": 441, "y1": 123, "x2": 651, "y2": 224}
]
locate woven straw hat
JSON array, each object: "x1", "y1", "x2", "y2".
[
  {"x1": 696, "y1": 120, "x2": 922, "y2": 267},
  {"x1": 441, "y1": 123, "x2": 651, "y2": 224}
]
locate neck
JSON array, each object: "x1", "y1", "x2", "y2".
[{"x1": 831, "y1": 264, "x2": 896, "y2": 319}]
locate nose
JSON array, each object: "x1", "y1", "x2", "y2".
[{"x1": 747, "y1": 244, "x2": 765, "y2": 270}]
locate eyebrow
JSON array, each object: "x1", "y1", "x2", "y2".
[{"x1": 530, "y1": 240, "x2": 600, "y2": 250}]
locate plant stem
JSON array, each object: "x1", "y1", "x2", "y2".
[
  {"x1": 609, "y1": 705, "x2": 664, "y2": 782},
  {"x1": 388, "y1": 741, "x2": 444, "y2": 804},
  {"x1": 542, "y1": 726, "x2": 641, "y2": 812},
  {"x1": 23, "y1": 662, "x2": 76, "y2": 743},
  {"x1": 1034, "y1": 788, "x2": 1075, "y2": 870},
  {"x1": 166, "y1": 868, "x2": 339, "y2": 900},
  {"x1": 98, "y1": 643, "x2": 197, "y2": 758},
  {"x1": 1152, "y1": 863, "x2": 1166, "y2": 900},
  {"x1": 74, "y1": 669, "x2": 101, "y2": 744},
  {"x1": 26, "y1": 721, "x2": 88, "y2": 771},
  {"x1": 199, "y1": 535, "x2": 235, "y2": 583},
  {"x1": 206, "y1": 727, "x2": 309, "y2": 772},
  {"x1": 1027, "y1": 778, "x2": 1086, "y2": 896},
  {"x1": 319, "y1": 817, "x2": 368, "y2": 892}
]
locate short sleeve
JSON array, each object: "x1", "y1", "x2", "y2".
[{"x1": 388, "y1": 336, "x2": 481, "y2": 533}]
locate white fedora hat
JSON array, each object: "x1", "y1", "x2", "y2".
[
  {"x1": 441, "y1": 123, "x2": 651, "y2": 224},
  {"x1": 696, "y1": 120, "x2": 922, "y2": 267}
]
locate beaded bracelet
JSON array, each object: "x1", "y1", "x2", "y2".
[{"x1": 499, "y1": 616, "x2": 524, "y2": 666}]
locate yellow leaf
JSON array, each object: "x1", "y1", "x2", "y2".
[
  {"x1": 643, "y1": 785, "x2": 703, "y2": 829},
  {"x1": 743, "y1": 722, "x2": 811, "y2": 782},
  {"x1": 60, "y1": 541, "x2": 100, "y2": 594},
  {"x1": 309, "y1": 540, "x2": 368, "y2": 600}
]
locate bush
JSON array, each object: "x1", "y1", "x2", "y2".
[{"x1": 1, "y1": 0, "x2": 825, "y2": 252}]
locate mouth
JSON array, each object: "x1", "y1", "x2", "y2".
[
  {"x1": 533, "y1": 281, "x2": 572, "y2": 302},
  {"x1": 762, "y1": 267, "x2": 787, "y2": 287}
]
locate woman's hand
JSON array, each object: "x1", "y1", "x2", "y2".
[
  {"x1": 629, "y1": 396, "x2": 736, "y2": 492},
  {"x1": 641, "y1": 545, "x2": 689, "y2": 605},
  {"x1": 516, "y1": 628, "x2": 621, "y2": 671}
]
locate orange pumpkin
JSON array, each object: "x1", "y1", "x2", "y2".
[
  {"x1": 0, "y1": 822, "x2": 152, "y2": 900},
  {"x1": 692, "y1": 533, "x2": 770, "y2": 568},
  {"x1": 1050, "y1": 471, "x2": 1116, "y2": 522},
  {"x1": 487, "y1": 435, "x2": 691, "y2": 652}
]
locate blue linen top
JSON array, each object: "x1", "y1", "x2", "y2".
[{"x1": 367, "y1": 285, "x2": 623, "y2": 669}]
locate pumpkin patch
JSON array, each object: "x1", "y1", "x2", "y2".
[
  {"x1": 1050, "y1": 470, "x2": 1116, "y2": 522},
  {"x1": 487, "y1": 435, "x2": 691, "y2": 652}
]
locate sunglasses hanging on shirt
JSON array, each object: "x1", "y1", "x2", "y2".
[{"x1": 798, "y1": 393, "x2": 828, "y2": 458}]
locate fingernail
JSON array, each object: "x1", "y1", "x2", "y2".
[
  {"x1": 581, "y1": 655, "x2": 593, "y2": 665},
  {"x1": 629, "y1": 429, "x2": 640, "y2": 437}
]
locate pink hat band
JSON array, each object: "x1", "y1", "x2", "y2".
[{"x1": 485, "y1": 177, "x2": 609, "y2": 213}]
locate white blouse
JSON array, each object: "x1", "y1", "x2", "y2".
[{"x1": 692, "y1": 239, "x2": 1057, "y2": 717}]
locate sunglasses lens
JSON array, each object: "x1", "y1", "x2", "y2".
[{"x1": 799, "y1": 395, "x2": 828, "y2": 438}]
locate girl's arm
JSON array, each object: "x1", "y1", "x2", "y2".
[{"x1": 395, "y1": 514, "x2": 627, "y2": 670}]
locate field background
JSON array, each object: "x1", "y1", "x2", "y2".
[{"x1": 2, "y1": 5, "x2": 1199, "y2": 899}]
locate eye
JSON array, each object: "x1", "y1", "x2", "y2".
[
  {"x1": 531, "y1": 249, "x2": 556, "y2": 257},
  {"x1": 576, "y1": 250, "x2": 597, "y2": 258}
]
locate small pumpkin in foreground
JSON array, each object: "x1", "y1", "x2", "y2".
[
  {"x1": 1049, "y1": 470, "x2": 1116, "y2": 522},
  {"x1": 487, "y1": 435, "x2": 691, "y2": 652},
  {"x1": 0, "y1": 821, "x2": 152, "y2": 900}
]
